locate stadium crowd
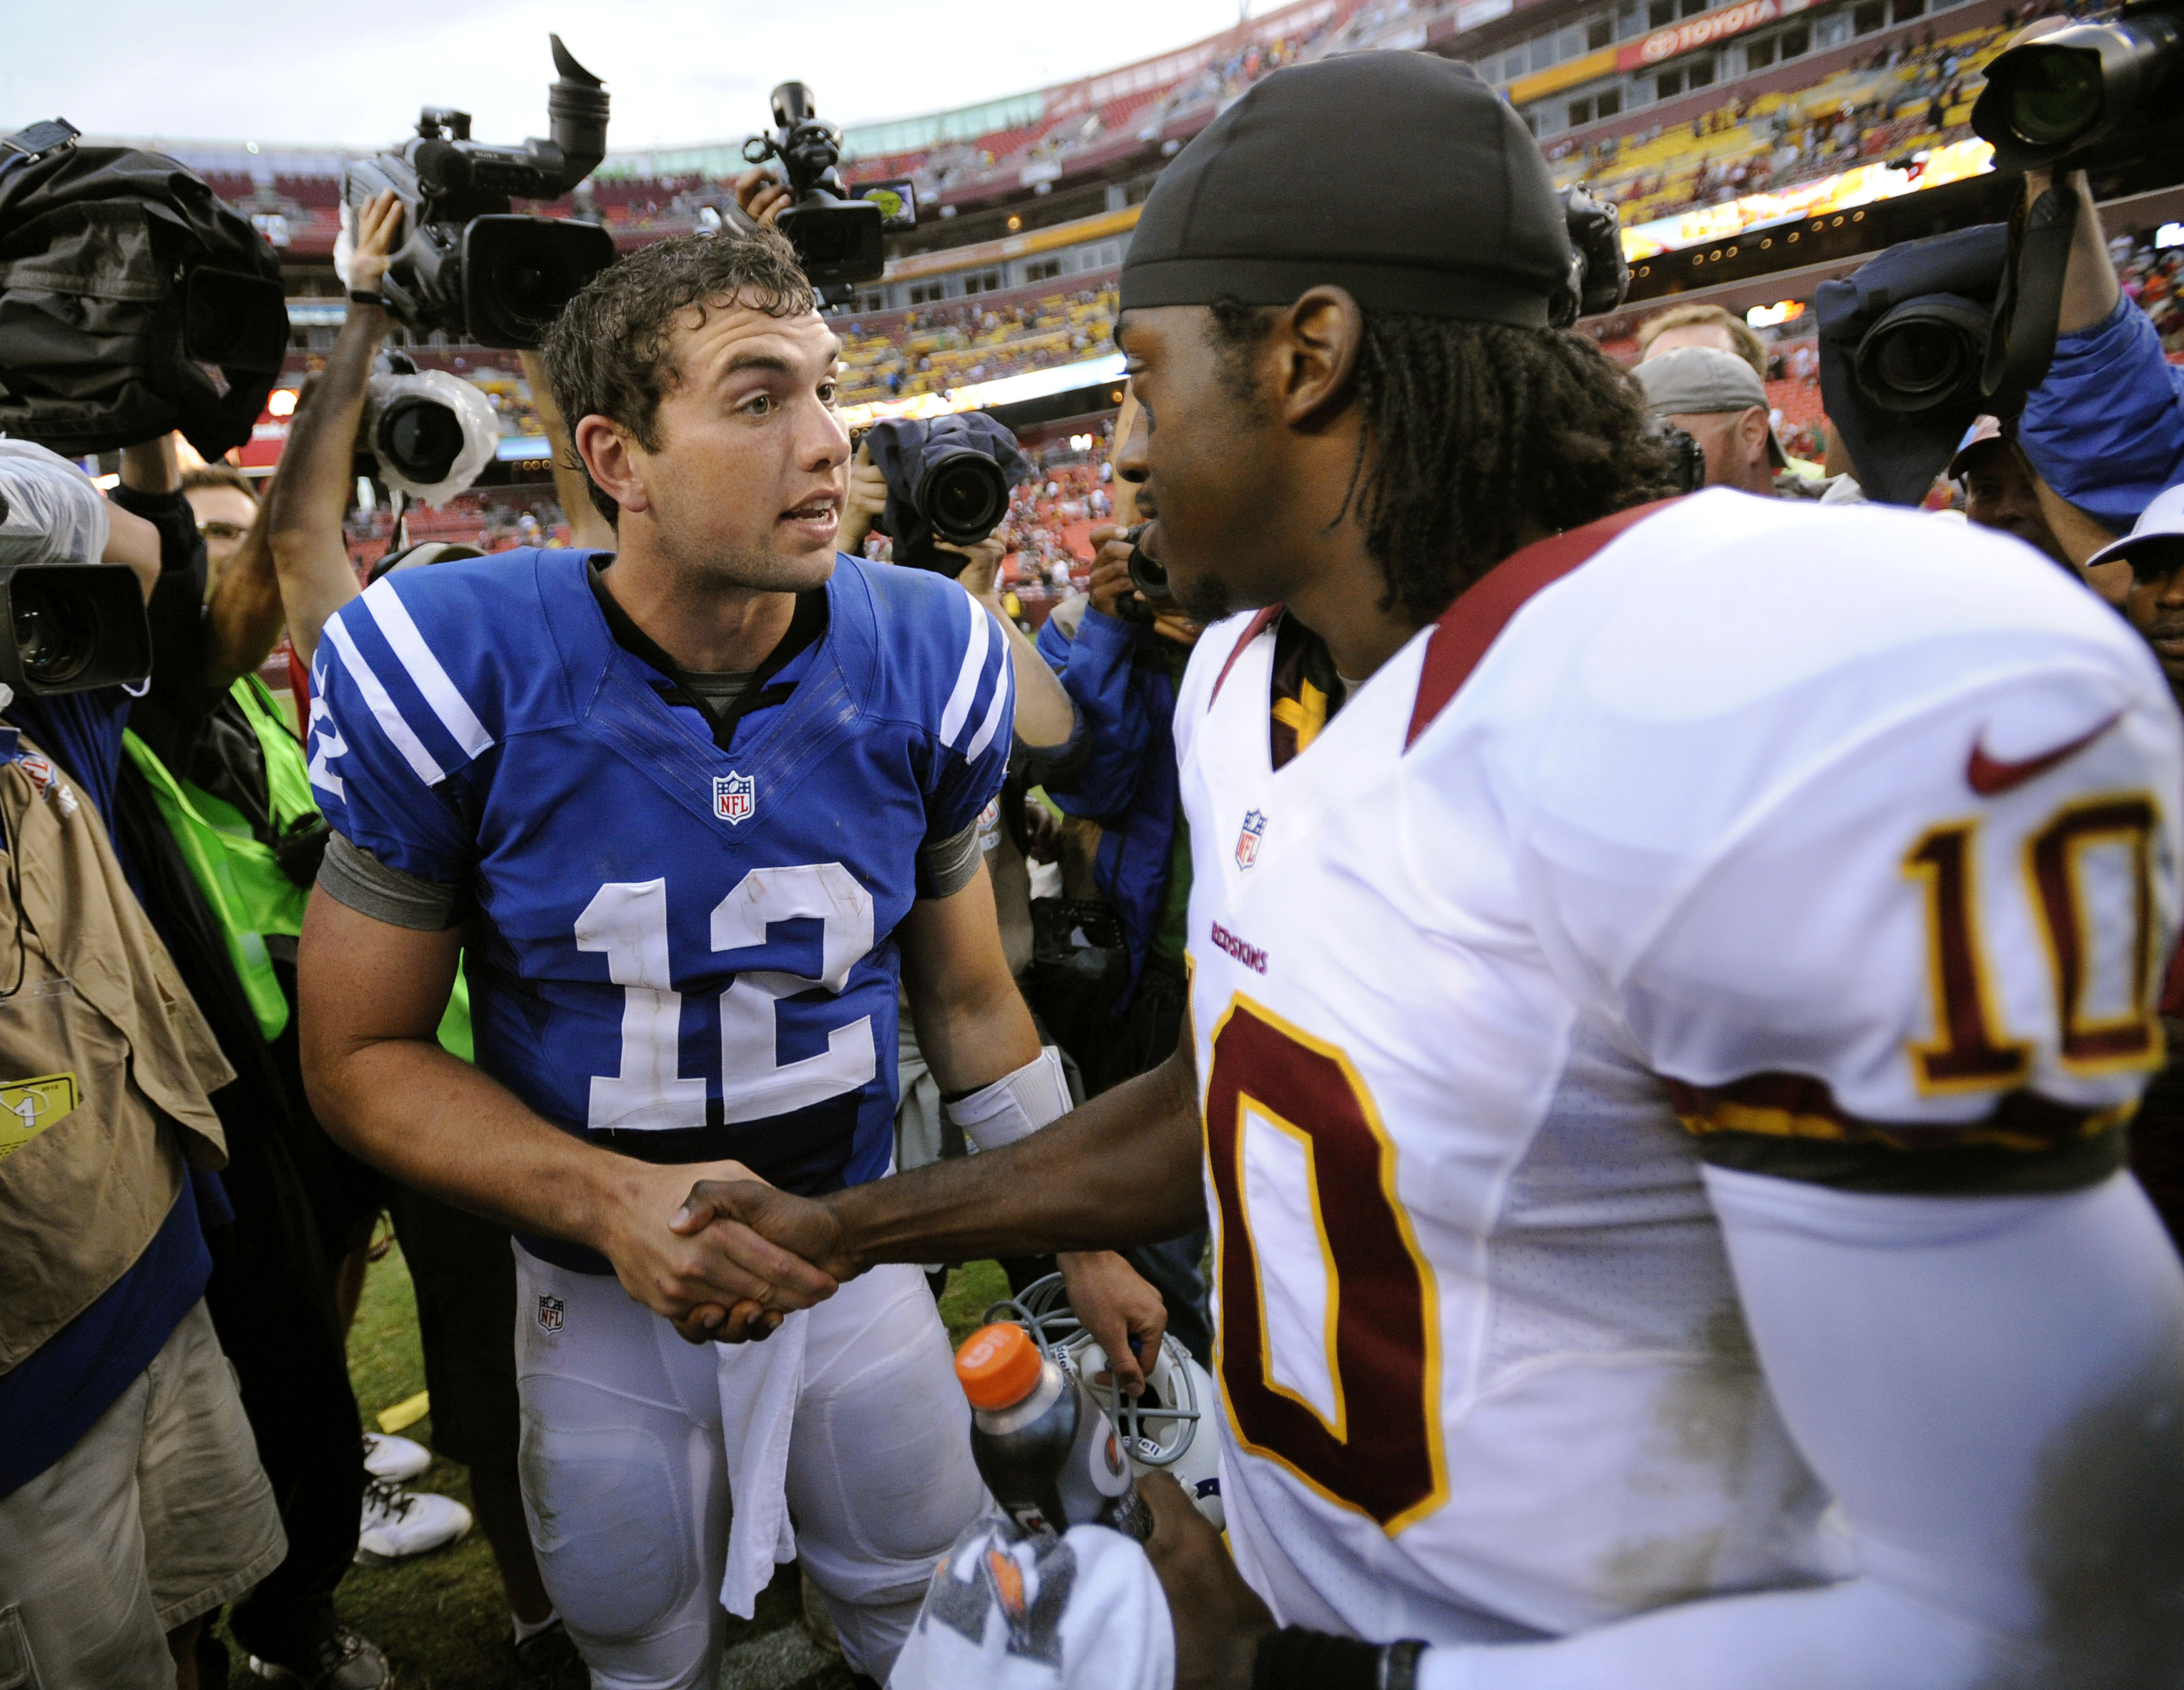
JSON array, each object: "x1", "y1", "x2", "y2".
[{"x1": 6, "y1": 15, "x2": 2184, "y2": 1690}]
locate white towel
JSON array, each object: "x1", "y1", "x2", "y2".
[{"x1": 713, "y1": 1312, "x2": 810, "y2": 1618}]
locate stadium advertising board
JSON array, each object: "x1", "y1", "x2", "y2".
[
  {"x1": 1616, "y1": 137, "x2": 1994, "y2": 258},
  {"x1": 1615, "y1": 0, "x2": 1811, "y2": 68}
]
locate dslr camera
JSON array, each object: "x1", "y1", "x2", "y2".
[
  {"x1": 741, "y1": 84, "x2": 917, "y2": 293},
  {"x1": 861, "y1": 414, "x2": 1030, "y2": 575},
  {"x1": 1972, "y1": 0, "x2": 2184, "y2": 169},
  {"x1": 343, "y1": 35, "x2": 615, "y2": 348}
]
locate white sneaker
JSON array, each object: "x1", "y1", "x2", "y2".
[
  {"x1": 355, "y1": 1476, "x2": 472, "y2": 1566},
  {"x1": 361, "y1": 1431, "x2": 431, "y2": 1483}
]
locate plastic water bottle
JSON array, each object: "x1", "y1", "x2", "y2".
[{"x1": 955, "y1": 1322, "x2": 1152, "y2": 1541}]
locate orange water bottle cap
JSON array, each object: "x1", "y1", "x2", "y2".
[{"x1": 956, "y1": 1322, "x2": 1044, "y2": 1410}]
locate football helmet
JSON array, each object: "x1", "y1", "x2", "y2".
[{"x1": 984, "y1": 1273, "x2": 1224, "y2": 1529}]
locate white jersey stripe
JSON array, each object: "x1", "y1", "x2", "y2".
[
  {"x1": 965, "y1": 639, "x2": 1012, "y2": 762},
  {"x1": 938, "y1": 589, "x2": 990, "y2": 749},
  {"x1": 362, "y1": 578, "x2": 495, "y2": 759},
  {"x1": 323, "y1": 612, "x2": 446, "y2": 785}
]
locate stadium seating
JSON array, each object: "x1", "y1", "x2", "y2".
[{"x1": 1547, "y1": 21, "x2": 2014, "y2": 227}]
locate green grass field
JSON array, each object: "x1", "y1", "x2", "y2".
[{"x1": 214, "y1": 1247, "x2": 1013, "y2": 1689}]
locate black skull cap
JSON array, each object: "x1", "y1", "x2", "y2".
[{"x1": 1120, "y1": 53, "x2": 1573, "y2": 326}]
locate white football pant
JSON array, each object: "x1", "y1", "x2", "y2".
[{"x1": 513, "y1": 1252, "x2": 986, "y2": 1688}]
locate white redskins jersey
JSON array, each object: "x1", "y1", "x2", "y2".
[{"x1": 1173, "y1": 489, "x2": 2181, "y2": 1646}]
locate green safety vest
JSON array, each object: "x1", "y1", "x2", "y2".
[{"x1": 123, "y1": 675, "x2": 472, "y2": 1060}]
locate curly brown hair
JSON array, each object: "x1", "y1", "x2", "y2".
[
  {"x1": 538, "y1": 226, "x2": 816, "y2": 524},
  {"x1": 1208, "y1": 301, "x2": 1680, "y2": 626}
]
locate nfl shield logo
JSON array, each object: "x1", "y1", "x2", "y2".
[
  {"x1": 713, "y1": 772, "x2": 756, "y2": 826},
  {"x1": 1235, "y1": 809, "x2": 1267, "y2": 870},
  {"x1": 536, "y1": 1294, "x2": 565, "y2": 1334}
]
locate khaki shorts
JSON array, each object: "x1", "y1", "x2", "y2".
[{"x1": 0, "y1": 1298, "x2": 285, "y2": 1689}]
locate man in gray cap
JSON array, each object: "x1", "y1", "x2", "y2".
[
  {"x1": 687, "y1": 50, "x2": 2184, "y2": 1690},
  {"x1": 1633, "y1": 344, "x2": 1788, "y2": 496}
]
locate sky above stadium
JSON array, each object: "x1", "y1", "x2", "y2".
[{"x1": 9, "y1": 0, "x2": 1267, "y2": 151}]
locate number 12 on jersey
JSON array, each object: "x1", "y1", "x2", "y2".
[{"x1": 575, "y1": 866, "x2": 878, "y2": 1130}]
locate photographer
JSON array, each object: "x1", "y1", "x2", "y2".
[
  {"x1": 0, "y1": 439, "x2": 287, "y2": 1690},
  {"x1": 1631, "y1": 346, "x2": 1789, "y2": 497},
  {"x1": 1028, "y1": 402, "x2": 1212, "y2": 1364}
]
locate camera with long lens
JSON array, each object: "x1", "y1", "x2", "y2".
[
  {"x1": 1971, "y1": 0, "x2": 2184, "y2": 169},
  {"x1": 343, "y1": 35, "x2": 615, "y2": 348},
  {"x1": 350, "y1": 353, "x2": 500, "y2": 503},
  {"x1": 741, "y1": 84, "x2": 917, "y2": 292},
  {"x1": 862, "y1": 414, "x2": 1031, "y2": 575},
  {"x1": 1814, "y1": 223, "x2": 2010, "y2": 505},
  {"x1": 0, "y1": 566, "x2": 152, "y2": 696}
]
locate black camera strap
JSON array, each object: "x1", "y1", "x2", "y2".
[{"x1": 1982, "y1": 179, "x2": 2079, "y2": 413}]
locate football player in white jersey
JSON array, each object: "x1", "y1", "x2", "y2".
[{"x1": 680, "y1": 53, "x2": 2184, "y2": 1690}]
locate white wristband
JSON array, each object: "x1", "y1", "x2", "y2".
[{"x1": 946, "y1": 1046, "x2": 1073, "y2": 1152}]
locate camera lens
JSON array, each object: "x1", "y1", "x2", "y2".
[
  {"x1": 1853, "y1": 294, "x2": 1990, "y2": 414},
  {"x1": 917, "y1": 450, "x2": 1010, "y2": 544},
  {"x1": 1126, "y1": 524, "x2": 1172, "y2": 604},
  {"x1": 12, "y1": 577, "x2": 96, "y2": 688},
  {"x1": 1999, "y1": 47, "x2": 2105, "y2": 148},
  {"x1": 377, "y1": 395, "x2": 467, "y2": 485}
]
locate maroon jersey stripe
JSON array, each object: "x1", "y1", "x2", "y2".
[
  {"x1": 1210, "y1": 607, "x2": 1285, "y2": 707},
  {"x1": 1405, "y1": 500, "x2": 1679, "y2": 751}
]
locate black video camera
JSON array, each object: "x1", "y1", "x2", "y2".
[
  {"x1": 0, "y1": 566, "x2": 152, "y2": 696},
  {"x1": 343, "y1": 36, "x2": 615, "y2": 349},
  {"x1": 1972, "y1": 0, "x2": 2184, "y2": 170},
  {"x1": 1814, "y1": 223, "x2": 2010, "y2": 505},
  {"x1": 862, "y1": 414, "x2": 1031, "y2": 574},
  {"x1": 742, "y1": 84, "x2": 916, "y2": 292}
]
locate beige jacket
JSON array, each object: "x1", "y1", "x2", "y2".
[{"x1": 0, "y1": 734, "x2": 232, "y2": 1373}]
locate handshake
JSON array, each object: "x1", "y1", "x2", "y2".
[{"x1": 605, "y1": 1149, "x2": 1173, "y2": 1397}]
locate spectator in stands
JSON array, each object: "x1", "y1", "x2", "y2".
[
  {"x1": 1635, "y1": 301, "x2": 1767, "y2": 379},
  {"x1": 1950, "y1": 416, "x2": 2070, "y2": 569},
  {"x1": 1632, "y1": 346, "x2": 1787, "y2": 496},
  {"x1": 0, "y1": 439, "x2": 287, "y2": 1690},
  {"x1": 182, "y1": 463, "x2": 260, "y2": 599}
]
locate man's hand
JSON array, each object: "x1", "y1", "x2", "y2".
[
  {"x1": 1057, "y1": 1249, "x2": 1167, "y2": 1395},
  {"x1": 1087, "y1": 522, "x2": 1142, "y2": 619},
  {"x1": 839, "y1": 441, "x2": 890, "y2": 554},
  {"x1": 666, "y1": 1176, "x2": 864, "y2": 1343},
  {"x1": 1142, "y1": 1472, "x2": 1275, "y2": 1690},
  {"x1": 736, "y1": 167, "x2": 793, "y2": 228},
  {"x1": 349, "y1": 190, "x2": 402, "y2": 299},
  {"x1": 603, "y1": 1160, "x2": 840, "y2": 1344},
  {"x1": 939, "y1": 528, "x2": 1008, "y2": 602}
]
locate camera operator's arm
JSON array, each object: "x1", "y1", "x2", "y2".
[
  {"x1": 267, "y1": 192, "x2": 401, "y2": 668},
  {"x1": 518, "y1": 350, "x2": 617, "y2": 551},
  {"x1": 2016, "y1": 166, "x2": 2184, "y2": 534},
  {"x1": 199, "y1": 488, "x2": 282, "y2": 692},
  {"x1": 0, "y1": 439, "x2": 158, "y2": 600},
  {"x1": 940, "y1": 529, "x2": 1078, "y2": 748}
]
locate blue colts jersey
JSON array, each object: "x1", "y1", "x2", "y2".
[{"x1": 307, "y1": 548, "x2": 1013, "y2": 1266}]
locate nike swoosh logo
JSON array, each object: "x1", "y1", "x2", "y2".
[{"x1": 1966, "y1": 712, "x2": 2121, "y2": 797}]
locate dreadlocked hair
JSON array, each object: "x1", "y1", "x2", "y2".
[{"x1": 1208, "y1": 299, "x2": 1682, "y2": 626}]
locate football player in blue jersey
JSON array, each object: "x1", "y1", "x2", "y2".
[{"x1": 295, "y1": 224, "x2": 1166, "y2": 1687}]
